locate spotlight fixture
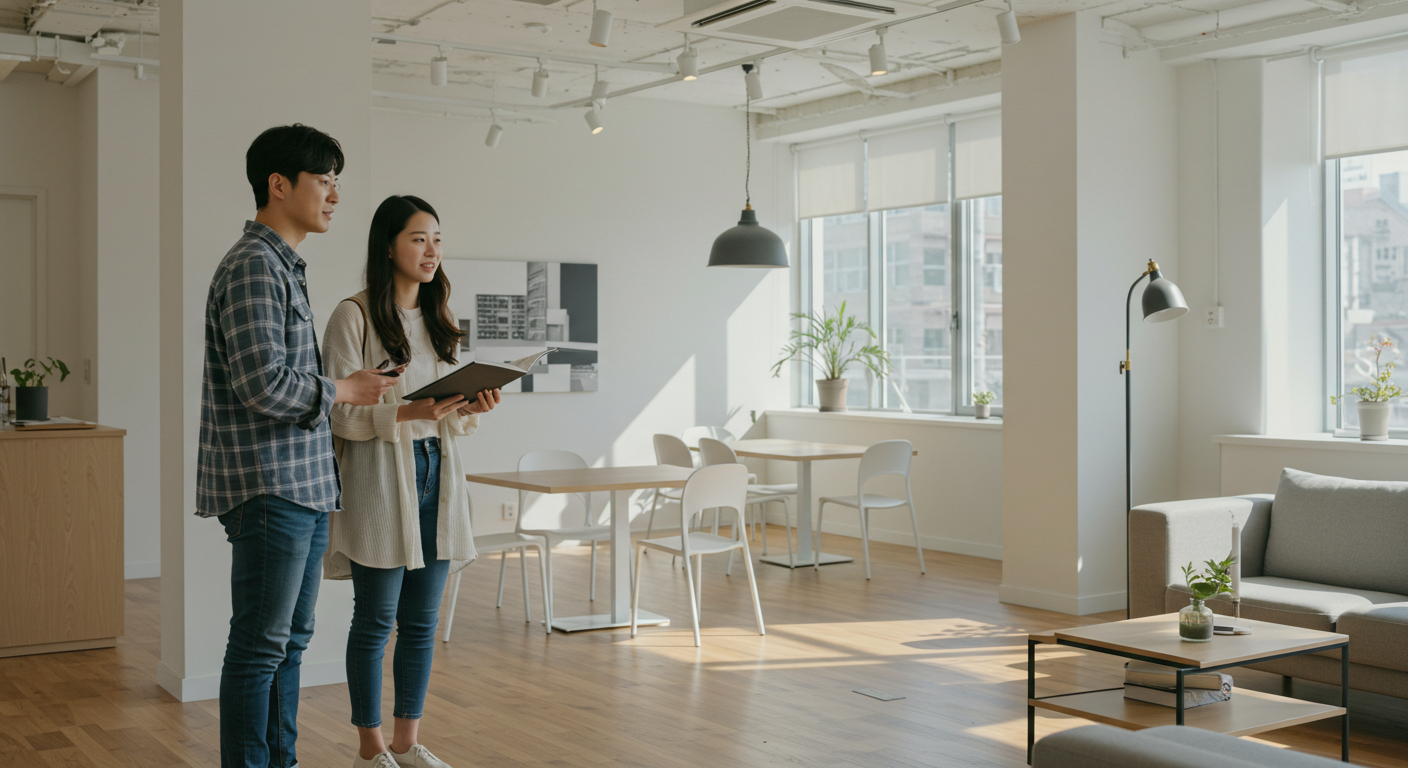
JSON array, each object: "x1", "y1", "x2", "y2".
[
  {"x1": 997, "y1": 0, "x2": 1020, "y2": 45},
  {"x1": 588, "y1": 0, "x2": 612, "y2": 47},
  {"x1": 485, "y1": 111, "x2": 503, "y2": 148},
  {"x1": 585, "y1": 106, "x2": 604, "y2": 134},
  {"x1": 531, "y1": 60, "x2": 549, "y2": 98},
  {"x1": 677, "y1": 33, "x2": 698, "y2": 81},
  {"x1": 869, "y1": 28, "x2": 888, "y2": 76},
  {"x1": 592, "y1": 78, "x2": 610, "y2": 101},
  {"x1": 431, "y1": 49, "x2": 448, "y2": 86},
  {"x1": 744, "y1": 60, "x2": 763, "y2": 101}
]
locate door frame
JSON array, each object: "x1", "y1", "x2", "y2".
[{"x1": 0, "y1": 186, "x2": 48, "y2": 361}]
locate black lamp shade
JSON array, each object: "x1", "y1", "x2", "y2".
[
  {"x1": 1141, "y1": 271, "x2": 1188, "y2": 323},
  {"x1": 708, "y1": 207, "x2": 789, "y2": 268}
]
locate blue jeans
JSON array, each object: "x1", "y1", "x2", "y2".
[
  {"x1": 346, "y1": 437, "x2": 450, "y2": 728},
  {"x1": 219, "y1": 494, "x2": 329, "y2": 768}
]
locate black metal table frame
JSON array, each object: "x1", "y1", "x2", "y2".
[{"x1": 1026, "y1": 637, "x2": 1349, "y2": 765}]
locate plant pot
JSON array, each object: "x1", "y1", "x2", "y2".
[
  {"x1": 1179, "y1": 597, "x2": 1215, "y2": 642},
  {"x1": 974, "y1": 403, "x2": 991, "y2": 419},
  {"x1": 816, "y1": 378, "x2": 849, "y2": 412},
  {"x1": 1358, "y1": 400, "x2": 1392, "y2": 441},
  {"x1": 15, "y1": 386, "x2": 48, "y2": 422}
]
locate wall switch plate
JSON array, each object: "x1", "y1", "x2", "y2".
[
  {"x1": 84, "y1": 358, "x2": 92, "y2": 384},
  {"x1": 502, "y1": 503, "x2": 518, "y2": 521},
  {"x1": 1203, "y1": 306, "x2": 1224, "y2": 328}
]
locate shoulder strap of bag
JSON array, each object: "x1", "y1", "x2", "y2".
[{"x1": 342, "y1": 295, "x2": 371, "y2": 363}]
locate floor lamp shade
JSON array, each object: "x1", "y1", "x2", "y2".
[
  {"x1": 708, "y1": 207, "x2": 788, "y2": 268},
  {"x1": 1142, "y1": 271, "x2": 1188, "y2": 323}
]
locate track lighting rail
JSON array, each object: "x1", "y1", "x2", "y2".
[
  {"x1": 370, "y1": 32, "x2": 677, "y2": 74},
  {"x1": 549, "y1": 46, "x2": 792, "y2": 109}
]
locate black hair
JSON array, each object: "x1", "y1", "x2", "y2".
[
  {"x1": 366, "y1": 195, "x2": 465, "y2": 366},
  {"x1": 245, "y1": 124, "x2": 346, "y2": 209}
]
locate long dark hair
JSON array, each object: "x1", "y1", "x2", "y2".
[{"x1": 366, "y1": 195, "x2": 464, "y2": 366}]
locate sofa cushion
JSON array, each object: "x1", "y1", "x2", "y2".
[
  {"x1": 1166, "y1": 576, "x2": 1407, "y2": 633},
  {"x1": 1263, "y1": 468, "x2": 1408, "y2": 595},
  {"x1": 1336, "y1": 603, "x2": 1408, "y2": 673}
]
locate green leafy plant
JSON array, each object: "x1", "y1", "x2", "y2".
[
  {"x1": 1181, "y1": 555, "x2": 1236, "y2": 601},
  {"x1": 1331, "y1": 334, "x2": 1402, "y2": 405},
  {"x1": 10, "y1": 357, "x2": 70, "y2": 388},
  {"x1": 973, "y1": 390, "x2": 995, "y2": 405},
  {"x1": 772, "y1": 301, "x2": 891, "y2": 381}
]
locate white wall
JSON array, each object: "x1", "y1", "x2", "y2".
[
  {"x1": 369, "y1": 101, "x2": 792, "y2": 534},
  {"x1": 1217, "y1": 436, "x2": 1408, "y2": 495}
]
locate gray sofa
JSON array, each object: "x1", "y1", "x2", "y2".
[
  {"x1": 1130, "y1": 468, "x2": 1408, "y2": 699},
  {"x1": 1033, "y1": 724, "x2": 1345, "y2": 767}
]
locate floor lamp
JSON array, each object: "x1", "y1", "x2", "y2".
[{"x1": 1122, "y1": 260, "x2": 1187, "y2": 618}]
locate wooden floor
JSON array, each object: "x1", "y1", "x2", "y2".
[{"x1": 4, "y1": 528, "x2": 1408, "y2": 767}]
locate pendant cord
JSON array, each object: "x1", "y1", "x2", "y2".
[{"x1": 745, "y1": 87, "x2": 752, "y2": 208}]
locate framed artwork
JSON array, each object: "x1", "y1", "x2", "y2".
[{"x1": 439, "y1": 258, "x2": 598, "y2": 393}]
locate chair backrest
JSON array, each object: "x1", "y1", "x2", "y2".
[
  {"x1": 859, "y1": 440, "x2": 913, "y2": 488},
  {"x1": 697, "y1": 436, "x2": 740, "y2": 467},
  {"x1": 681, "y1": 426, "x2": 737, "y2": 448},
  {"x1": 680, "y1": 464, "x2": 748, "y2": 530},
  {"x1": 653, "y1": 433, "x2": 695, "y2": 469},
  {"x1": 516, "y1": 449, "x2": 598, "y2": 530}
]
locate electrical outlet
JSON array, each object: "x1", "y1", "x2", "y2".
[
  {"x1": 1203, "y1": 306, "x2": 1224, "y2": 328},
  {"x1": 502, "y1": 503, "x2": 518, "y2": 521}
]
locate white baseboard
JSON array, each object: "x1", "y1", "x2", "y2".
[
  {"x1": 125, "y1": 560, "x2": 160, "y2": 580},
  {"x1": 157, "y1": 658, "x2": 348, "y2": 703},
  {"x1": 998, "y1": 584, "x2": 1126, "y2": 616}
]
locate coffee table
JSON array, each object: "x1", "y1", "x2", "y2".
[{"x1": 1027, "y1": 613, "x2": 1349, "y2": 764}]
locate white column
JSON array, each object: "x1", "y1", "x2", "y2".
[
  {"x1": 159, "y1": 0, "x2": 371, "y2": 702},
  {"x1": 1000, "y1": 11, "x2": 1179, "y2": 615}
]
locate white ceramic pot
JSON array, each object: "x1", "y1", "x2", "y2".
[
  {"x1": 974, "y1": 403, "x2": 991, "y2": 419},
  {"x1": 1358, "y1": 400, "x2": 1392, "y2": 441},
  {"x1": 816, "y1": 379, "x2": 849, "y2": 412}
]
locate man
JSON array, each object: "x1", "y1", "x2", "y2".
[{"x1": 198, "y1": 124, "x2": 402, "y2": 768}]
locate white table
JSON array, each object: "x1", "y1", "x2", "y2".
[
  {"x1": 716, "y1": 439, "x2": 918, "y2": 569},
  {"x1": 465, "y1": 465, "x2": 695, "y2": 633}
]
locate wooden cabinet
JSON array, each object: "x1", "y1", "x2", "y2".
[{"x1": 0, "y1": 426, "x2": 125, "y2": 657}]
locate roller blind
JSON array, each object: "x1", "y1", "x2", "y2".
[
  {"x1": 954, "y1": 114, "x2": 1002, "y2": 200},
  {"x1": 1325, "y1": 46, "x2": 1408, "y2": 159},
  {"x1": 797, "y1": 139, "x2": 864, "y2": 219},
  {"x1": 865, "y1": 124, "x2": 950, "y2": 211}
]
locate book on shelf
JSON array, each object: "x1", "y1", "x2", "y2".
[
  {"x1": 1123, "y1": 682, "x2": 1231, "y2": 709},
  {"x1": 1124, "y1": 660, "x2": 1232, "y2": 691}
]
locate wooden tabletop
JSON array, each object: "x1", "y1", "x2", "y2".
[
  {"x1": 0, "y1": 424, "x2": 126, "y2": 440},
  {"x1": 696, "y1": 438, "x2": 918, "y2": 462},
  {"x1": 465, "y1": 465, "x2": 696, "y2": 494},
  {"x1": 1033, "y1": 613, "x2": 1347, "y2": 668}
]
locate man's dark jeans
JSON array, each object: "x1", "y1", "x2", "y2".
[{"x1": 218, "y1": 495, "x2": 328, "y2": 768}]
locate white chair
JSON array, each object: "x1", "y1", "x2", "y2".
[
  {"x1": 697, "y1": 437, "x2": 794, "y2": 567},
  {"x1": 682, "y1": 427, "x2": 796, "y2": 549},
  {"x1": 515, "y1": 450, "x2": 612, "y2": 618},
  {"x1": 817, "y1": 439, "x2": 926, "y2": 580},
  {"x1": 442, "y1": 531, "x2": 551, "y2": 640},
  {"x1": 631, "y1": 464, "x2": 765, "y2": 647},
  {"x1": 644, "y1": 434, "x2": 694, "y2": 545}
]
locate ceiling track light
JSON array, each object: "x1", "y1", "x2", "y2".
[
  {"x1": 997, "y1": 0, "x2": 1020, "y2": 45},
  {"x1": 589, "y1": 0, "x2": 612, "y2": 47},
  {"x1": 744, "y1": 60, "x2": 763, "y2": 101},
  {"x1": 869, "y1": 27, "x2": 888, "y2": 76},
  {"x1": 591, "y1": 64, "x2": 610, "y2": 103},
  {"x1": 431, "y1": 47, "x2": 448, "y2": 86},
  {"x1": 531, "y1": 59, "x2": 549, "y2": 98},
  {"x1": 486, "y1": 110, "x2": 503, "y2": 148},
  {"x1": 585, "y1": 105, "x2": 604, "y2": 134},
  {"x1": 677, "y1": 33, "x2": 699, "y2": 81}
]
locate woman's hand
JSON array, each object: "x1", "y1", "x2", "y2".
[
  {"x1": 459, "y1": 388, "x2": 501, "y2": 415},
  {"x1": 396, "y1": 395, "x2": 467, "y2": 423}
]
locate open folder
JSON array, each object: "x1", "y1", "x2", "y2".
[{"x1": 402, "y1": 349, "x2": 556, "y2": 402}]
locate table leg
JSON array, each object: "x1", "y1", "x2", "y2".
[
  {"x1": 549, "y1": 489, "x2": 669, "y2": 633},
  {"x1": 759, "y1": 460, "x2": 853, "y2": 569},
  {"x1": 1027, "y1": 640, "x2": 1036, "y2": 765},
  {"x1": 1176, "y1": 669, "x2": 1186, "y2": 726},
  {"x1": 1342, "y1": 644, "x2": 1350, "y2": 762}
]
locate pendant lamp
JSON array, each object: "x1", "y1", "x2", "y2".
[{"x1": 709, "y1": 64, "x2": 788, "y2": 269}]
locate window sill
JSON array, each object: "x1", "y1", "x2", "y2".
[
  {"x1": 765, "y1": 407, "x2": 1002, "y2": 430},
  {"x1": 1214, "y1": 433, "x2": 1408, "y2": 455}
]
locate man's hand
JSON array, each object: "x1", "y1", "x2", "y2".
[
  {"x1": 459, "y1": 388, "x2": 501, "y2": 415},
  {"x1": 335, "y1": 365, "x2": 405, "y2": 405},
  {"x1": 397, "y1": 395, "x2": 467, "y2": 423}
]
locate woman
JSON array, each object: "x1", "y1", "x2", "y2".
[{"x1": 324, "y1": 195, "x2": 500, "y2": 768}]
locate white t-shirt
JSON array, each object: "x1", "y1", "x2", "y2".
[{"x1": 400, "y1": 305, "x2": 451, "y2": 441}]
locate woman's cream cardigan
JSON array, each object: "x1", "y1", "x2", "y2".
[{"x1": 321, "y1": 292, "x2": 478, "y2": 580}]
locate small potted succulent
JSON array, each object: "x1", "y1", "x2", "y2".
[
  {"x1": 973, "y1": 390, "x2": 995, "y2": 419},
  {"x1": 1178, "y1": 555, "x2": 1235, "y2": 642},
  {"x1": 1331, "y1": 334, "x2": 1401, "y2": 441},
  {"x1": 9, "y1": 357, "x2": 70, "y2": 422},
  {"x1": 772, "y1": 301, "x2": 891, "y2": 412}
]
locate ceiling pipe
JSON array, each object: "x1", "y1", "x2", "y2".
[
  {"x1": 370, "y1": 32, "x2": 676, "y2": 74},
  {"x1": 1112, "y1": 0, "x2": 1360, "y2": 45}
]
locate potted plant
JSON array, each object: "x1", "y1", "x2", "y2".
[
  {"x1": 1178, "y1": 555, "x2": 1235, "y2": 642},
  {"x1": 9, "y1": 357, "x2": 70, "y2": 422},
  {"x1": 973, "y1": 390, "x2": 995, "y2": 419},
  {"x1": 1331, "y1": 334, "x2": 1401, "y2": 441},
  {"x1": 772, "y1": 301, "x2": 890, "y2": 412}
]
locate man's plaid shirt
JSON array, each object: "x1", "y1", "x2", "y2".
[{"x1": 196, "y1": 220, "x2": 341, "y2": 518}]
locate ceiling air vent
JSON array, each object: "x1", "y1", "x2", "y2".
[{"x1": 659, "y1": 0, "x2": 935, "y2": 49}]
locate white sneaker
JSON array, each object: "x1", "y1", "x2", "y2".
[
  {"x1": 390, "y1": 744, "x2": 452, "y2": 768},
  {"x1": 352, "y1": 752, "x2": 400, "y2": 768}
]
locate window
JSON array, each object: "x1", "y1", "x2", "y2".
[{"x1": 923, "y1": 247, "x2": 946, "y2": 286}]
